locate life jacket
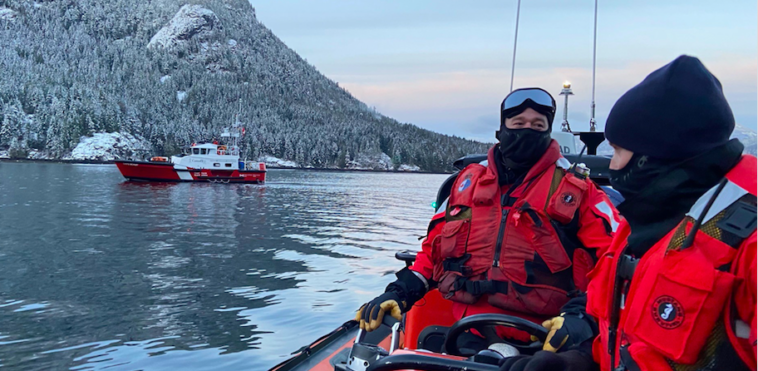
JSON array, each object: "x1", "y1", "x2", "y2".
[
  {"x1": 587, "y1": 155, "x2": 757, "y2": 371},
  {"x1": 432, "y1": 141, "x2": 598, "y2": 316}
]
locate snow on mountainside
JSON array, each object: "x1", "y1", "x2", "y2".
[
  {"x1": 0, "y1": 0, "x2": 488, "y2": 172},
  {"x1": 258, "y1": 155, "x2": 298, "y2": 168},
  {"x1": 64, "y1": 132, "x2": 151, "y2": 161},
  {"x1": 0, "y1": 6, "x2": 18, "y2": 21},
  {"x1": 147, "y1": 5, "x2": 220, "y2": 50},
  {"x1": 732, "y1": 125, "x2": 757, "y2": 155}
]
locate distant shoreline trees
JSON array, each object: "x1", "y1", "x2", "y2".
[{"x1": 0, "y1": 0, "x2": 489, "y2": 172}]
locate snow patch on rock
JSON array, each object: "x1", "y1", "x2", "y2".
[
  {"x1": 160, "y1": 75, "x2": 172, "y2": 84},
  {"x1": 0, "y1": 7, "x2": 18, "y2": 21},
  {"x1": 397, "y1": 164, "x2": 421, "y2": 172},
  {"x1": 0, "y1": 148, "x2": 52, "y2": 160},
  {"x1": 65, "y1": 132, "x2": 151, "y2": 161},
  {"x1": 147, "y1": 5, "x2": 221, "y2": 50},
  {"x1": 347, "y1": 152, "x2": 393, "y2": 170},
  {"x1": 176, "y1": 91, "x2": 187, "y2": 101},
  {"x1": 259, "y1": 155, "x2": 298, "y2": 168},
  {"x1": 27, "y1": 150, "x2": 52, "y2": 160}
]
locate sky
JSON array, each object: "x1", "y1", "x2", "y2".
[{"x1": 249, "y1": 0, "x2": 757, "y2": 143}]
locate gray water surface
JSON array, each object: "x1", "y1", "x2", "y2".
[{"x1": 0, "y1": 162, "x2": 447, "y2": 370}]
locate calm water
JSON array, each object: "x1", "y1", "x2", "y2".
[{"x1": 0, "y1": 162, "x2": 448, "y2": 370}]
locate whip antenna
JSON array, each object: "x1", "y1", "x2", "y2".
[
  {"x1": 509, "y1": 0, "x2": 522, "y2": 92},
  {"x1": 589, "y1": 0, "x2": 598, "y2": 131}
]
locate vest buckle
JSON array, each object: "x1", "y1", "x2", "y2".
[{"x1": 717, "y1": 200, "x2": 757, "y2": 239}]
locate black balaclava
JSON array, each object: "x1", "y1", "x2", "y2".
[
  {"x1": 609, "y1": 139, "x2": 743, "y2": 257},
  {"x1": 496, "y1": 100, "x2": 554, "y2": 184}
]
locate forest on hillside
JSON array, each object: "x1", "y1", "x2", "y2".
[{"x1": 0, "y1": 0, "x2": 490, "y2": 171}]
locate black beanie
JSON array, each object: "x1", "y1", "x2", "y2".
[{"x1": 604, "y1": 55, "x2": 735, "y2": 160}]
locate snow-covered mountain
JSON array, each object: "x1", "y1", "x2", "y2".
[
  {"x1": 0, "y1": 0, "x2": 487, "y2": 171},
  {"x1": 578, "y1": 124, "x2": 757, "y2": 157},
  {"x1": 732, "y1": 124, "x2": 757, "y2": 155}
]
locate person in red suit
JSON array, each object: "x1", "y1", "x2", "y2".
[{"x1": 357, "y1": 87, "x2": 621, "y2": 358}]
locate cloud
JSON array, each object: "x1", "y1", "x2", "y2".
[{"x1": 342, "y1": 55, "x2": 758, "y2": 140}]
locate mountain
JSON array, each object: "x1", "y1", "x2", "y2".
[
  {"x1": 0, "y1": 1, "x2": 489, "y2": 171},
  {"x1": 582, "y1": 124, "x2": 757, "y2": 157},
  {"x1": 732, "y1": 125, "x2": 757, "y2": 155}
]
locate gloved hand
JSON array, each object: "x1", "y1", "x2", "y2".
[
  {"x1": 499, "y1": 350, "x2": 596, "y2": 371},
  {"x1": 355, "y1": 290, "x2": 408, "y2": 331},
  {"x1": 532, "y1": 313, "x2": 596, "y2": 352},
  {"x1": 355, "y1": 267, "x2": 429, "y2": 332}
]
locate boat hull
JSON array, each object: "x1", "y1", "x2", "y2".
[{"x1": 115, "y1": 161, "x2": 266, "y2": 183}]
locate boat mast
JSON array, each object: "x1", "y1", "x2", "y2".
[
  {"x1": 509, "y1": 0, "x2": 522, "y2": 93},
  {"x1": 589, "y1": 0, "x2": 598, "y2": 132}
]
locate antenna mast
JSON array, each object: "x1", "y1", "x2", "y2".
[
  {"x1": 509, "y1": 0, "x2": 522, "y2": 93},
  {"x1": 589, "y1": 0, "x2": 598, "y2": 131}
]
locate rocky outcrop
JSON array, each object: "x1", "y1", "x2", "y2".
[
  {"x1": 147, "y1": 5, "x2": 221, "y2": 49},
  {"x1": 64, "y1": 132, "x2": 151, "y2": 161},
  {"x1": 0, "y1": 7, "x2": 18, "y2": 21}
]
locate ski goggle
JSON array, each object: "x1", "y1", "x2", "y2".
[{"x1": 501, "y1": 88, "x2": 556, "y2": 114}]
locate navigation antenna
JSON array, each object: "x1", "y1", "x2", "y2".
[
  {"x1": 509, "y1": 0, "x2": 522, "y2": 92},
  {"x1": 589, "y1": 0, "x2": 598, "y2": 132}
]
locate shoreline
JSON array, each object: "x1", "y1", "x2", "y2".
[{"x1": 0, "y1": 158, "x2": 451, "y2": 175}]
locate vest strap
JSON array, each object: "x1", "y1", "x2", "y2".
[
  {"x1": 442, "y1": 255, "x2": 472, "y2": 275},
  {"x1": 618, "y1": 344, "x2": 642, "y2": 371},
  {"x1": 717, "y1": 199, "x2": 757, "y2": 239},
  {"x1": 453, "y1": 277, "x2": 509, "y2": 296},
  {"x1": 617, "y1": 254, "x2": 639, "y2": 281}
]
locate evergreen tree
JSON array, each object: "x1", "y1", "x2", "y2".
[{"x1": 0, "y1": 0, "x2": 490, "y2": 172}]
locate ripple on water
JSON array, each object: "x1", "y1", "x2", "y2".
[{"x1": 0, "y1": 164, "x2": 448, "y2": 370}]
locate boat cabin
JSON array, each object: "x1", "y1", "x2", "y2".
[
  {"x1": 182, "y1": 143, "x2": 239, "y2": 157},
  {"x1": 171, "y1": 142, "x2": 243, "y2": 170}
]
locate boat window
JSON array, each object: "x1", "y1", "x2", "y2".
[
  {"x1": 200, "y1": 148, "x2": 207, "y2": 155},
  {"x1": 225, "y1": 163, "x2": 232, "y2": 168},
  {"x1": 193, "y1": 148, "x2": 199, "y2": 155},
  {"x1": 213, "y1": 163, "x2": 220, "y2": 167}
]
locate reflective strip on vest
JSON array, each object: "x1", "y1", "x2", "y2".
[
  {"x1": 735, "y1": 319, "x2": 751, "y2": 339},
  {"x1": 687, "y1": 180, "x2": 749, "y2": 224},
  {"x1": 434, "y1": 198, "x2": 449, "y2": 218},
  {"x1": 595, "y1": 200, "x2": 619, "y2": 232}
]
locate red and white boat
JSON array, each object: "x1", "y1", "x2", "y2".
[{"x1": 115, "y1": 129, "x2": 266, "y2": 183}]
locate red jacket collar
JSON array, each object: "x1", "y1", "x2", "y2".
[{"x1": 484, "y1": 140, "x2": 563, "y2": 184}]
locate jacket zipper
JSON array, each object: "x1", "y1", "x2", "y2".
[{"x1": 493, "y1": 207, "x2": 509, "y2": 267}]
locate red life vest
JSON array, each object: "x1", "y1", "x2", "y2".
[
  {"x1": 432, "y1": 142, "x2": 598, "y2": 317},
  {"x1": 587, "y1": 155, "x2": 757, "y2": 371}
]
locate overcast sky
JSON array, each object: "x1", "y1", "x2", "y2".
[{"x1": 250, "y1": 0, "x2": 757, "y2": 142}]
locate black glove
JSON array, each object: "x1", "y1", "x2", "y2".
[
  {"x1": 355, "y1": 290, "x2": 407, "y2": 331},
  {"x1": 538, "y1": 313, "x2": 596, "y2": 352},
  {"x1": 533, "y1": 294, "x2": 598, "y2": 353},
  {"x1": 499, "y1": 350, "x2": 597, "y2": 371},
  {"x1": 355, "y1": 268, "x2": 428, "y2": 332}
]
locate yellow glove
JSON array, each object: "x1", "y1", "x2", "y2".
[
  {"x1": 531, "y1": 313, "x2": 595, "y2": 352},
  {"x1": 540, "y1": 316, "x2": 568, "y2": 352},
  {"x1": 355, "y1": 291, "x2": 406, "y2": 331}
]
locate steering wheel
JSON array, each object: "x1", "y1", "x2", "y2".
[
  {"x1": 367, "y1": 354, "x2": 500, "y2": 371},
  {"x1": 443, "y1": 314, "x2": 549, "y2": 357}
]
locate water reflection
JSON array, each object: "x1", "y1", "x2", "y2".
[{"x1": 0, "y1": 163, "x2": 446, "y2": 370}]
